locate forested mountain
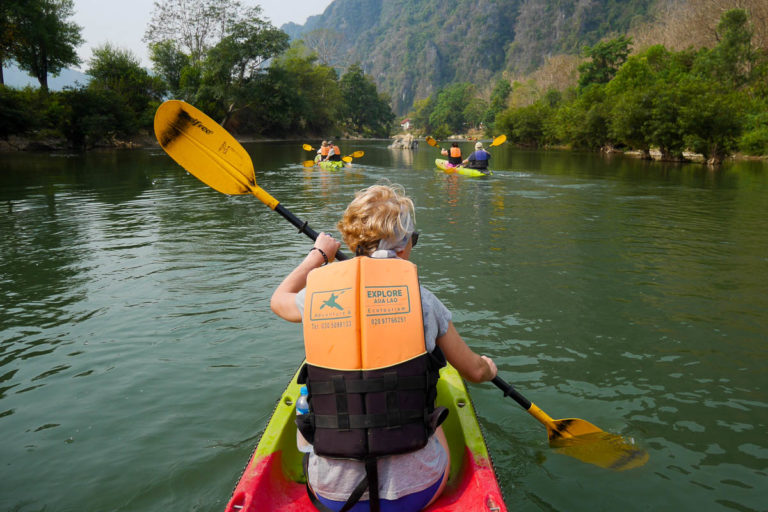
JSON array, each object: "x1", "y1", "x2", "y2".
[{"x1": 283, "y1": 0, "x2": 658, "y2": 114}]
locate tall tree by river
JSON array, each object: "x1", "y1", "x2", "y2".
[{"x1": 5, "y1": 0, "x2": 82, "y2": 92}]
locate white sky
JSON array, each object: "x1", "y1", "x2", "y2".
[{"x1": 71, "y1": 0, "x2": 333, "y2": 70}]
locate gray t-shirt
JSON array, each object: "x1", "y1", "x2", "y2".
[{"x1": 295, "y1": 284, "x2": 452, "y2": 500}]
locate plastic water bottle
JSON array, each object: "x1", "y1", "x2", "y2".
[{"x1": 296, "y1": 386, "x2": 312, "y2": 453}]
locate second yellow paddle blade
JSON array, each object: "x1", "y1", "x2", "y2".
[
  {"x1": 154, "y1": 100, "x2": 255, "y2": 195},
  {"x1": 491, "y1": 134, "x2": 507, "y2": 147},
  {"x1": 425, "y1": 136, "x2": 437, "y2": 147}
]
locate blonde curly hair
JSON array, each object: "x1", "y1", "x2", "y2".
[{"x1": 337, "y1": 183, "x2": 415, "y2": 256}]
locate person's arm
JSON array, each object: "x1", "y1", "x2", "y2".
[
  {"x1": 436, "y1": 322, "x2": 497, "y2": 383},
  {"x1": 270, "y1": 233, "x2": 341, "y2": 323}
]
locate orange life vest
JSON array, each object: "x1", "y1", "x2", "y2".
[
  {"x1": 298, "y1": 256, "x2": 445, "y2": 458},
  {"x1": 320, "y1": 146, "x2": 330, "y2": 156},
  {"x1": 303, "y1": 256, "x2": 425, "y2": 370},
  {"x1": 298, "y1": 256, "x2": 447, "y2": 510},
  {"x1": 328, "y1": 145, "x2": 342, "y2": 161},
  {"x1": 450, "y1": 146, "x2": 462, "y2": 158}
]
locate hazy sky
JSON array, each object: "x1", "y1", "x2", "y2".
[{"x1": 71, "y1": 0, "x2": 334, "y2": 70}]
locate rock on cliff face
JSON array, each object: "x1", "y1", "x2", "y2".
[
  {"x1": 388, "y1": 133, "x2": 418, "y2": 149},
  {"x1": 283, "y1": 0, "x2": 658, "y2": 115}
]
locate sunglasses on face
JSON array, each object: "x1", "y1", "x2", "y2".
[{"x1": 411, "y1": 231, "x2": 419, "y2": 248}]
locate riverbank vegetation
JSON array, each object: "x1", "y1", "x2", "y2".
[
  {"x1": 2, "y1": 1, "x2": 766, "y2": 163},
  {"x1": 0, "y1": 0, "x2": 394, "y2": 150},
  {"x1": 410, "y1": 9, "x2": 767, "y2": 165}
]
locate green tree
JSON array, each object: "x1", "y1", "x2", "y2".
[
  {"x1": 429, "y1": 83, "x2": 475, "y2": 134},
  {"x1": 489, "y1": 79, "x2": 512, "y2": 114},
  {"x1": 679, "y1": 78, "x2": 746, "y2": 165},
  {"x1": 11, "y1": 0, "x2": 83, "y2": 91},
  {"x1": 578, "y1": 36, "x2": 632, "y2": 89},
  {"x1": 605, "y1": 46, "x2": 668, "y2": 156},
  {"x1": 197, "y1": 14, "x2": 289, "y2": 125},
  {"x1": 251, "y1": 41, "x2": 341, "y2": 136},
  {"x1": 484, "y1": 79, "x2": 512, "y2": 133},
  {"x1": 54, "y1": 87, "x2": 135, "y2": 149},
  {"x1": 463, "y1": 97, "x2": 488, "y2": 130},
  {"x1": 339, "y1": 63, "x2": 394, "y2": 137},
  {"x1": 739, "y1": 104, "x2": 768, "y2": 156},
  {"x1": 699, "y1": 9, "x2": 756, "y2": 88},
  {"x1": 550, "y1": 84, "x2": 609, "y2": 149},
  {"x1": 0, "y1": 0, "x2": 23, "y2": 85},
  {"x1": 0, "y1": 86, "x2": 36, "y2": 136},
  {"x1": 87, "y1": 43, "x2": 166, "y2": 128},
  {"x1": 607, "y1": 44, "x2": 697, "y2": 160},
  {"x1": 149, "y1": 40, "x2": 189, "y2": 97},
  {"x1": 409, "y1": 97, "x2": 435, "y2": 135}
]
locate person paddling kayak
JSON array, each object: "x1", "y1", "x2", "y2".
[
  {"x1": 270, "y1": 183, "x2": 497, "y2": 512},
  {"x1": 314, "y1": 141, "x2": 330, "y2": 164},
  {"x1": 463, "y1": 142, "x2": 491, "y2": 172},
  {"x1": 440, "y1": 142, "x2": 462, "y2": 167},
  {"x1": 324, "y1": 141, "x2": 342, "y2": 162}
]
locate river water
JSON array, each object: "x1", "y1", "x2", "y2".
[{"x1": 1, "y1": 142, "x2": 766, "y2": 511}]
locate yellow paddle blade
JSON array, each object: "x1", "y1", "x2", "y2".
[
  {"x1": 527, "y1": 404, "x2": 648, "y2": 470},
  {"x1": 490, "y1": 134, "x2": 507, "y2": 147},
  {"x1": 302, "y1": 160, "x2": 317, "y2": 167},
  {"x1": 154, "y1": 100, "x2": 254, "y2": 195},
  {"x1": 425, "y1": 136, "x2": 438, "y2": 147},
  {"x1": 302, "y1": 144, "x2": 315, "y2": 151},
  {"x1": 551, "y1": 431, "x2": 650, "y2": 471},
  {"x1": 341, "y1": 150, "x2": 364, "y2": 163},
  {"x1": 153, "y1": 100, "x2": 278, "y2": 209}
]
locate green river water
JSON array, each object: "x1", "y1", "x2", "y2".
[{"x1": 1, "y1": 142, "x2": 766, "y2": 511}]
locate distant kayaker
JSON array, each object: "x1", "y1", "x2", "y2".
[
  {"x1": 440, "y1": 142, "x2": 462, "y2": 167},
  {"x1": 463, "y1": 141, "x2": 491, "y2": 172},
  {"x1": 270, "y1": 183, "x2": 498, "y2": 512},
  {"x1": 315, "y1": 141, "x2": 330, "y2": 163},
  {"x1": 325, "y1": 141, "x2": 342, "y2": 162}
]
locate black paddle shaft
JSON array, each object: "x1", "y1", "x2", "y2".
[
  {"x1": 492, "y1": 376, "x2": 532, "y2": 411},
  {"x1": 274, "y1": 203, "x2": 349, "y2": 261}
]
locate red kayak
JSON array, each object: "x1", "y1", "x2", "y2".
[{"x1": 225, "y1": 363, "x2": 506, "y2": 511}]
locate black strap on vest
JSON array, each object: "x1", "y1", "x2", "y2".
[
  {"x1": 313, "y1": 408, "x2": 426, "y2": 429},
  {"x1": 309, "y1": 373, "x2": 430, "y2": 395}
]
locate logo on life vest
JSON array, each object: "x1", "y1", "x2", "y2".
[
  {"x1": 320, "y1": 292, "x2": 344, "y2": 310},
  {"x1": 308, "y1": 288, "x2": 352, "y2": 321},
  {"x1": 365, "y1": 285, "x2": 411, "y2": 316}
]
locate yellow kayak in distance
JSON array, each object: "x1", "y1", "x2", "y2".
[
  {"x1": 312, "y1": 155, "x2": 345, "y2": 170},
  {"x1": 435, "y1": 159, "x2": 491, "y2": 177}
]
